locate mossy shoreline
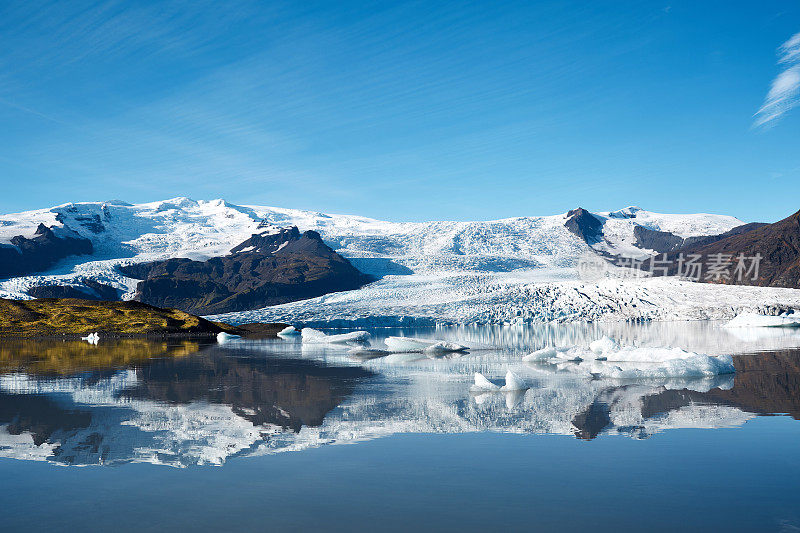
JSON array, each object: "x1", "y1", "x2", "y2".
[{"x1": 0, "y1": 297, "x2": 286, "y2": 339}]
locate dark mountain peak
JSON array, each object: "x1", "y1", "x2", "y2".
[
  {"x1": 120, "y1": 225, "x2": 371, "y2": 315},
  {"x1": 1, "y1": 224, "x2": 93, "y2": 279},
  {"x1": 230, "y1": 225, "x2": 302, "y2": 255},
  {"x1": 566, "y1": 207, "x2": 591, "y2": 218},
  {"x1": 565, "y1": 208, "x2": 604, "y2": 244},
  {"x1": 34, "y1": 223, "x2": 52, "y2": 236},
  {"x1": 229, "y1": 226, "x2": 337, "y2": 260}
]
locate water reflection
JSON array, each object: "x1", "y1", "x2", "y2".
[
  {"x1": 0, "y1": 339, "x2": 204, "y2": 375},
  {"x1": 0, "y1": 324, "x2": 799, "y2": 467}
]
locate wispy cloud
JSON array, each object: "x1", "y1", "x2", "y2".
[{"x1": 754, "y1": 31, "x2": 800, "y2": 127}]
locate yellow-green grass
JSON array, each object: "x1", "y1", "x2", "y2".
[{"x1": 0, "y1": 298, "x2": 236, "y2": 337}]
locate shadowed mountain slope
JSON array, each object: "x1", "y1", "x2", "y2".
[{"x1": 120, "y1": 226, "x2": 372, "y2": 315}]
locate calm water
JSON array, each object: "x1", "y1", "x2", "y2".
[{"x1": 1, "y1": 322, "x2": 800, "y2": 532}]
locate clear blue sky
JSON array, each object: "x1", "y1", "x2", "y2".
[{"x1": 1, "y1": 0, "x2": 798, "y2": 222}]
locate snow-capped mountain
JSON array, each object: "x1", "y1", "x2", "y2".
[{"x1": 2, "y1": 197, "x2": 799, "y2": 325}]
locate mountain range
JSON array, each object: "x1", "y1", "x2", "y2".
[{"x1": 0, "y1": 198, "x2": 798, "y2": 324}]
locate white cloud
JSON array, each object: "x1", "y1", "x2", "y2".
[{"x1": 754, "y1": 31, "x2": 800, "y2": 127}]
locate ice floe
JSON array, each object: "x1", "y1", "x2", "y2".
[
  {"x1": 589, "y1": 335, "x2": 618, "y2": 355},
  {"x1": 216, "y1": 332, "x2": 241, "y2": 343},
  {"x1": 384, "y1": 337, "x2": 468, "y2": 354},
  {"x1": 277, "y1": 325, "x2": 300, "y2": 337},
  {"x1": 724, "y1": 312, "x2": 800, "y2": 329},
  {"x1": 470, "y1": 371, "x2": 529, "y2": 392},
  {"x1": 523, "y1": 338, "x2": 735, "y2": 379},
  {"x1": 300, "y1": 328, "x2": 370, "y2": 344},
  {"x1": 522, "y1": 346, "x2": 559, "y2": 361},
  {"x1": 81, "y1": 332, "x2": 100, "y2": 345}
]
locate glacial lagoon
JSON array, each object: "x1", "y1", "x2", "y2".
[{"x1": 2, "y1": 322, "x2": 800, "y2": 531}]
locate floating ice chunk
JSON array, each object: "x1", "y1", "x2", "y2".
[
  {"x1": 724, "y1": 312, "x2": 800, "y2": 329},
  {"x1": 80, "y1": 332, "x2": 100, "y2": 345},
  {"x1": 384, "y1": 337, "x2": 435, "y2": 352},
  {"x1": 523, "y1": 347, "x2": 558, "y2": 361},
  {"x1": 216, "y1": 332, "x2": 241, "y2": 343},
  {"x1": 471, "y1": 371, "x2": 528, "y2": 393},
  {"x1": 526, "y1": 340, "x2": 736, "y2": 380},
  {"x1": 470, "y1": 372, "x2": 501, "y2": 392},
  {"x1": 301, "y1": 328, "x2": 370, "y2": 344},
  {"x1": 500, "y1": 371, "x2": 528, "y2": 391},
  {"x1": 555, "y1": 353, "x2": 735, "y2": 379},
  {"x1": 599, "y1": 354, "x2": 735, "y2": 379},
  {"x1": 385, "y1": 337, "x2": 467, "y2": 353},
  {"x1": 277, "y1": 326, "x2": 300, "y2": 337},
  {"x1": 423, "y1": 341, "x2": 469, "y2": 355},
  {"x1": 523, "y1": 346, "x2": 595, "y2": 362},
  {"x1": 555, "y1": 347, "x2": 591, "y2": 362},
  {"x1": 601, "y1": 346, "x2": 701, "y2": 363},
  {"x1": 589, "y1": 335, "x2": 618, "y2": 355}
]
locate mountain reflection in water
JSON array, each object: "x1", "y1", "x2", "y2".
[{"x1": 1, "y1": 325, "x2": 800, "y2": 467}]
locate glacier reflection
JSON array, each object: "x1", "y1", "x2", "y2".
[{"x1": 1, "y1": 323, "x2": 799, "y2": 468}]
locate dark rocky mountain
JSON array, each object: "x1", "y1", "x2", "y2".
[
  {"x1": 564, "y1": 208, "x2": 603, "y2": 244},
  {"x1": 120, "y1": 226, "x2": 372, "y2": 315},
  {"x1": 659, "y1": 209, "x2": 800, "y2": 287},
  {"x1": 0, "y1": 224, "x2": 93, "y2": 279}
]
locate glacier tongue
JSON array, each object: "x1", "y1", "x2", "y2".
[{"x1": 209, "y1": 275, "x2": 800, "y2": 327}]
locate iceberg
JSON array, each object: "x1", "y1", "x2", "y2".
[
  {"x1": 423, "y1": 341, "x2": 470, "y2": 355},
  {"x1": 587, "y1": 354, "x2": 735, "y2": 379},
  {"x1": 277, "y1": 326, "x2": 300, "y2": 337},
  {"x1": 589, "y1": 335, "x2": 618, "y2": 355},
  {"x1": 524, "y1": 340, "x2": 735, "y2": 379},
  {"x1": 522, "y1": 347, "x2": 558, "y2": 361},
  {"x1": 216, "y1": 332, "x2": 241, "y2": 343},
  {"x1": 470, "y1": 371, "x2": 529, "y2": 392},
  {"x1": 552, "y1": 352, "x2": 736, "y2": 379},
  {"x1": 600, "y1": 346, "x2": 704, "y2": 363},
  {"x1": 471, "y1": 372, "x2": 501, "y2": 392},
  {"x1": 384, "y1": 337, "x2": 468, "y2": 353},
  {"x1": 523, "y1": 345, "x2": 600, "y2": 363},
  {"x1": 301, "y1": 328, "x2": 370, "y2": 344},
  {"x1": 724, "y1": 312, "x2": 800, "y2": 329},
  {"x1": 80, "y1": 332, "x2": 100, "y2": 345},
  {"x1": 500, "y1": 371, "x2": 528, "y2": 391}
]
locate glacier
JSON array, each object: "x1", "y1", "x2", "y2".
[{"x1": 1, "y1": 197, "x2": 799, "y2": 326}]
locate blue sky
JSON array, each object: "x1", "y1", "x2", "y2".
[{"x1": 0, "y1": 0, "x2": 798, "y2": 222}]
